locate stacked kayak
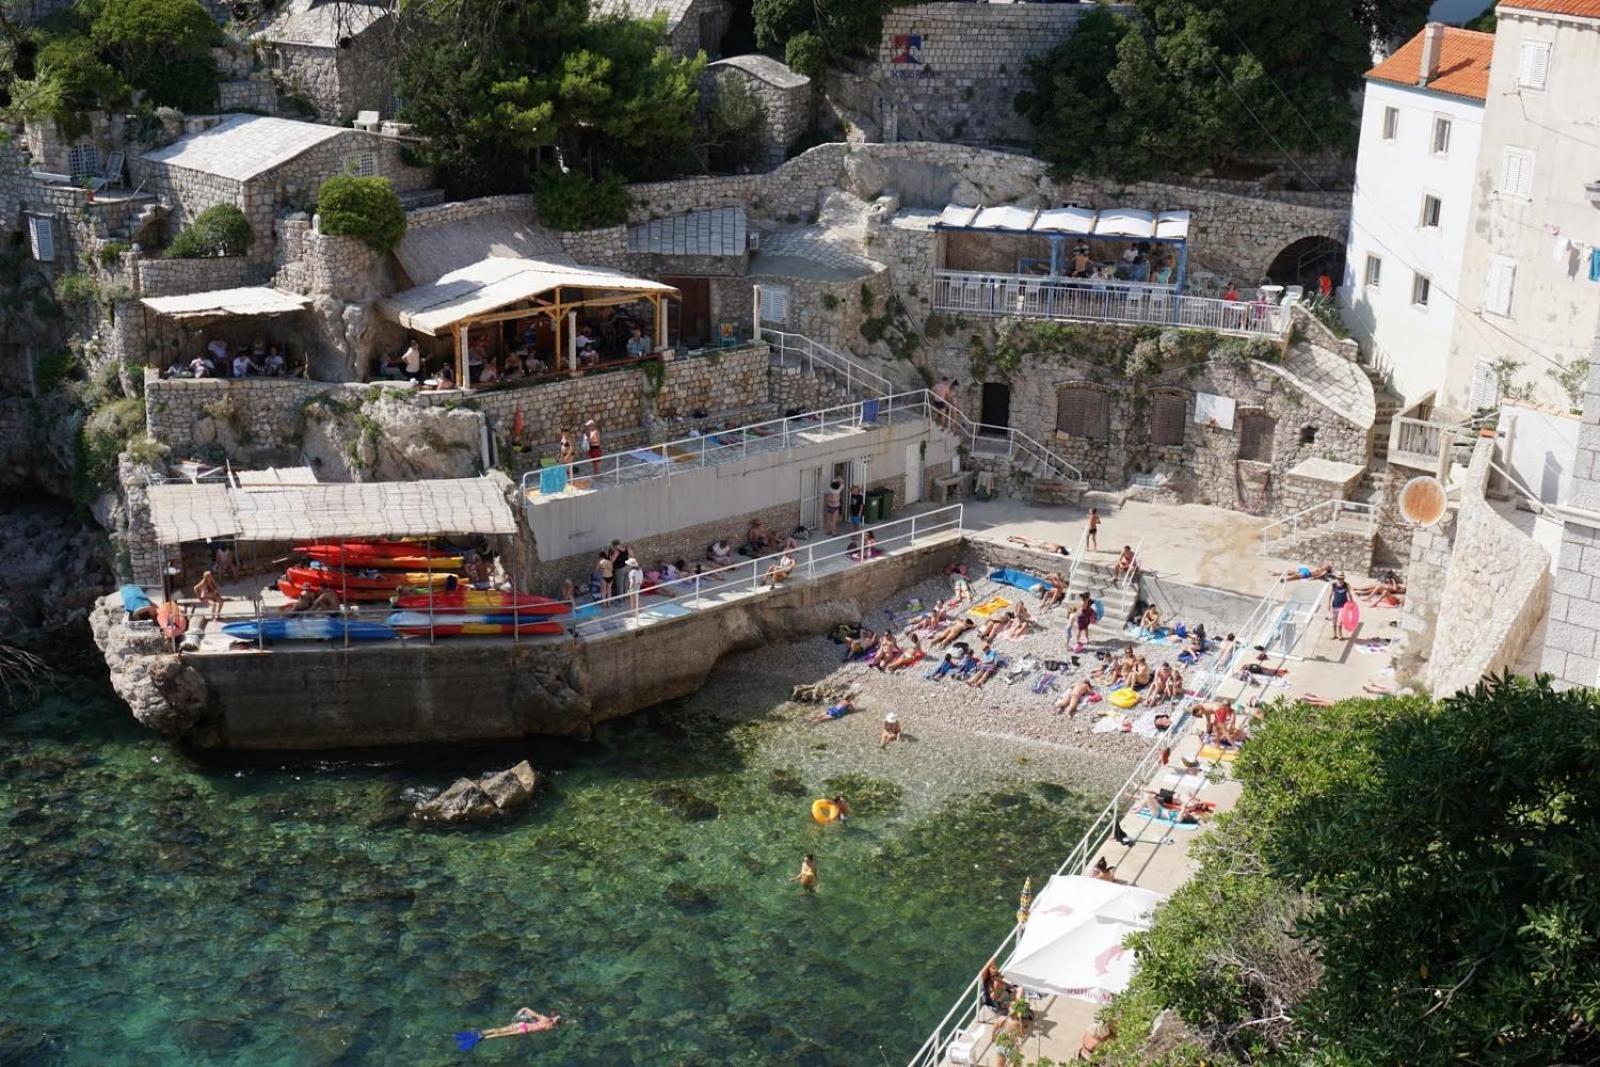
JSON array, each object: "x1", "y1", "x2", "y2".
[
  {"x1": 298, "y1": 541, "x2": 462, "y2": 571},
  {"x1": 285, "y1": 564, "x2": 453, "y2": 595},
  {"x1": 392, "y1": 590, "x2": 566, "y2": 614},
  {"x1": 386, "y1": 611, "x2": 565, "y2": 637},
  {"x1": 221, "y1": 617, "x2": 398, "y2": 642}
]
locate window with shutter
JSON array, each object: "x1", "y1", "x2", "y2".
[
  {"x1": 1150, "y1": 392, "x2": 1187, "y2": 447},
  {"x1": 1420, "y1": 195, "x2": 1442, "y2": 228},
  {"x1": 1432, "y1": 116, "x2": 1451, "y2": 155},
  {"x1": 27, "y1": 216, "x2": 54, "y2": 262},
  {"x1": 1364, "y1": 255, "x2": 1382, "y2": 288},
  {"x1": 1470, "y1": 358, "x2": 1500, "y2": 410},
  {"x1": 67, "y1": 143, "x2": 99, "y2": 180},
  {"x1": 1484, "y1": 257, "x2": 1516, "y2": 317},
  {"x1": 1382, "y1": 107, "x2": 1398, "y2": 140},
  {"x1": 759, "y1": 285, "x2": 789, "y2": 324},
  {"x1": 1237, "y1": 413, "x2": 1275, "y2": 463},
  {"x1": 1055, "y1": 384, "x2": 1109, "y2": 441},
  {"x1": 1518, "y1": 42, "x2": 1550, "y2": 90},
  {"x1": 1501, "y1": 148, "x2": 1535, "y2": 199}
]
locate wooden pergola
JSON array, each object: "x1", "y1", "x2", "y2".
[{"x1": 376, "y1": 257, "x2": 680, "y2": 384}]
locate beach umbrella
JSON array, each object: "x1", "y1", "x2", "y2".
[
  {"x1": 1016, "y1": 876, "x2": 1033, "y2": 926},
  {"x1": 1003, "y1": 875, "x2": 1164, "y2": 1004}
]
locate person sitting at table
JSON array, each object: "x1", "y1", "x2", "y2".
[
  {"x1": 164, "y1": 354, "x2": 189, "y2": 378},
  {"x1": 627, "y1": 325, "x2": 650, "y2": 359},
  {"x1": 1154, "y1": 262, "x2": 1174, "y2": 285},
  {"x1": 576, "y1": 326, "x2": 598, "y2": 366},
  {"x1": 207, "y1": 337, "x2": 230, "y2": 363},
  {"x1": 478, "y1": 357, "x2": 500, "y2": 386},
  {"x1": 431, "y1": 364, "x2": 456, "y2": 391},
  {"x1": 503, "y1": 350, "x2": 525, "y2": 378},
  {"x1": 230, "y1": 350, "x2": 258, "y2": 378},
  {"x1": 379, "y1": 351, "x2": 406, "y2": 380},
  {"x1": 400, "y1": 339, "x2": 422, "y2": 381},
  {"x1": 263, "y1": 344, "x2": 288, "y2": 377},
  {"x1": 250, "y1": 334, "x2": 268, "y2": 359}
]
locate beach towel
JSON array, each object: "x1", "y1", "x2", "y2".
[
  {"x1": 628, "y1": 449, "x2": 669, "y2": 466},
  {"x1": 640, "y1": 602, "x2": 692, "y2": 622},
  {"x1": 1198, "y1": 744, "x2": 1240, "y2": 762},
  {"x1": 969, "y1": 595, "x2": 1012, "y2": 619},
  {"x1": 1135, "y1": 808, "x2": 1205, "y2": 829},
  {"x1": 538, "y1": 465, "x2": 568, "y2": 494},
  {"x1": 1031, "y1": 672, "x2": 1057, "y2": 694},
  {"x1": 988, "y1": 567, "x2": 1047, "y2": 593},
  {"x1": 119, "y1": 584, "x2": 153, "y2": 614}
]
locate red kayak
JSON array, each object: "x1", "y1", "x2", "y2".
[
  {"x1": 301, "y1": 545, "x2": 462, "y2": 571},
  {"x1": 286, "y1": 565, "x2": 452, "y2": 593},
  {"x1": 295, "y1": 540, "x2": 457, "y2": 559},
  {"x1": 278, "y1": 579, "x2": 397, "y2": 604},
  {"x1": 392, "y1": 591, "x2": 568, "y2": 615}
]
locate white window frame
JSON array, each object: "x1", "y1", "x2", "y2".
[
  {"x1": 27, "y1": 215, "x2": 54, "y2": 262},
  {"x1": 1518, "y1": 41, "x2": 1551, "y2": 90},
  {"x1": 1432, "y1": 115, "x2": 1451, "y2": 156},
  {"x1": 1470, "y1": 357, "x2": 1501, "y2": 409},
  {"x1": 1364, "y1": 254, "x2": 1382, "y2": 288},
  {"x1": 1411, "y1": 272, "x2": 1431, "y2": 308},
  {"x1": 1382, "y1": 106, "x2": 1399, "y2": 141},
  {"x1": 1499, "y1": 147, "x2": 1535, "y2": 200},
  {"x1": 759, "y1": 284, "x2": 789, "y2": 325},
  {"x1": 1484, "y1": 255, "x2": 1517, "y2": 318},
  {"x1": 1419, "y1": 194, "x2": 1443, "y2": 229}
]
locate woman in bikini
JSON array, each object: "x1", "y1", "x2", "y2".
[
  {"x1": 1039, "y1": 572, "x2": 1067, "y2": 610},
  {"x1": 867, "y1": 632, "x2": 900, "y2": 670},
  {"x1": 478, "y1": 1008, "x2": 560, "y2": 1042},
  {"x1": 791, "y1": 853, "x2": 818, "y2": 892},
  {"x1": 979, "y1": 611, "x2": 1013, "y2": 643},
  {"x1": 885, "y1": 635, "x2": 925, "y2": 671},
  {"x1": 1005, "y1": 601, "x2": 1034, "y2": 638},
  {"x1": 1054, "y1": 678, "x2": 1094, "y2": 717},
  {"x1": 193, "y1": 570, "x2": 225, "y2": 620},
  {"x1": 931, "y1": 617, "x2": 974, "y2": 649}
]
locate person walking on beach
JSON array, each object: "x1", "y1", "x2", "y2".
[
  {"x1": 824, "y1": 478, "x2": 843, "y2": 536},
  {"x1": 792, "y1": 853, "x2": 818, "y2": 892},
  {"x1": 1086, "y1": 507, "x2": 1100, "y2": 551},
  {"x1": 1329, "y1": 572, "x2": 1351, "y2": 639}
]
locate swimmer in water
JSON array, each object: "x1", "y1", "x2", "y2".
[
  {"x1": 478, "y1": 1008, "x2": 560, "y2": 1041},
  {"x1": 791, "y1": 853, "x2": 818, "y2": 892},
  {"x1": 829, "y1": 794, "x2": 851, "y2": 822}
]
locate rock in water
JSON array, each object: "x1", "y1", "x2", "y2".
[{"x1": 411, "y1": 760, "x2": 540, "y2": 824}]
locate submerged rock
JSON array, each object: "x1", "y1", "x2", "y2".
[{"x1": 410, "y1": 760, "x2": 539, "y2": 824}]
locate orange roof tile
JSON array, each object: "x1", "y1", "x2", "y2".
[
  {"x1": 1366, "y1": 27, "x2": 1495, "y2": 102},
  {"x1": 1498, "y1": 0, "x2": 1600, "y2": 19}
]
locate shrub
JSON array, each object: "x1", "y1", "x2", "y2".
[
  {"x1": 97, "y1": 241, "x2": 130, "y2": 268},
  {"x1": 19, "y1": 34, "x2": 130, "y2": 136},
  {"x1": 532, "y1": 170, "x2": 633, "y2": 231},
  {"x1": 315, "y1": 174, "x2": 407, "y2": 253},
  {"x1": 53, "y1": 272, "x2": 101, "y2": 306},
  {"x1": 784, "y1": 31, "x2": 827, "y2": 78},
  {"x1": 165, "y1": 204, "x2": 253, "y2": 259},
  {"x1": 77, "y1": 395, "x2": 145, "y2": 496},
  {"x1": 89, "y1": 0, "x2": 221, "y2": 111}
]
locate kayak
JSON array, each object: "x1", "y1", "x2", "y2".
[
  {"x1": 386, "y1": 611, "x2": 566, "y2": 637},
  {"x1": 277, "y1": 579, "x2": 398, "y2": 604},
  {"x1": 392, "y1": 591, "x2": 569, "y2": 615},
  {"x1": 220, "y1": 618, "x2": 398, "y2": 642},
  {"x1": 286, "y1": 565, "x2": 453, "y2": 592},
  {"x1": 301, "y1": 545, "x2": 463, "y2": 571},
  {"x1": 294, "y1": 540, "x2": 455, "y2": 559}
]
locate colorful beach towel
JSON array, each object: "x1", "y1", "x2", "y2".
[
  {"x1": 1198, "y1": 744, "x2": 1240, "y2": 762},
  {"x1": 969, "y1": 595, "x2": 1012, "y2": 619},
  {"x1": 538, "y1": 465, "x2": 569, "y2": 495},
  {"x1": 988, "y1": 567, "x2": 1047, "y2": 593},
  {"x1": 628, "y1": 449, "x2": 669, "y2": 466}
]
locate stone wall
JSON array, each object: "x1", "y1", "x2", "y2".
[
  {"x1": 217, "y1": 78, "x2": 279, "y2": 113},
  {"x1": 266, "y1": 38, "x2": 392, "y2": 123},
  {"x1": 872, "y1": 3, "x2": 1133, "y2": 146},
  {"x1": 1539, "y1": 339, "x2": 1600, "y2": 689},
  {"x1": 1422, "y1": 439, "x2": 1550, "y2": 698},
  {"x1": 134, "y1": 256, "x2": 269, "y2": 298},
  {"x1": 703, "y1": 56, "x2": 812, "y2": 168}
]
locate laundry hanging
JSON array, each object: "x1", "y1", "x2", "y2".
[{"x1": 1590, "y1": 248, "x2": 1600, "y2": 283}]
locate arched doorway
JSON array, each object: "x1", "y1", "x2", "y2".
[
  {"x1": 1264, "y1": 236, "x2": 1346, "y2": 294},
  {"x1": 979, "y1": 382, "x2": 1011, "y2": 435}
]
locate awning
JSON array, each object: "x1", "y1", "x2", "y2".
[
  {"x1": 936, "y1": 204, "x2": 1187, "y2": 242},
  {"x1": 147, "y1": 476, "x2": 518, "y2": 543},
  {"x1": 139, "y1": 287, "x2": 311, "y2": 319},
  {"x1": 233, "y1": 466, "x2": 318, "y2": 490},
  {"x1": 1034, "y1": 207, "x2": 1097, "y2": 235},
  {"x1": 1093, "y1": 209, "x2": 1157, "y2": 239},
  {"x1": 377, "y1": 257, "x2": 679, "y2": 336},
  {"x1": 938, "y1": 204, "x2": 980, "y2": 228},
  {"x1": 969, "y1": 205, "x2": 1038, "y2": 232},
  {"x1": 1003, "y1": 875, "x2": 1164, "y2": 1004},
  {"x1": 1156, "y1": 210, "x2": 1192, "y2": 241}
]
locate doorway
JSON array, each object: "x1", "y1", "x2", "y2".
[
  {"x1": 979, "y1": 382, "x2": 1011, "y2": 434},
  {"x1": 799, "y1": 465, "x2": 823, "y2": 531},
  {"x1": 664, "y1": 277, "x2": 712, "y2": 348},
  {"x1": 904, "y1": 442, "x2": 924, "y2": 505}
]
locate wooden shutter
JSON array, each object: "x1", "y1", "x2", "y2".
[
  {"x1": 1238, "y1": 413, "x2": 1275, "y2": 462},
  {"x1": 1470, "y1": 358, "x2": 1500, "y2": 410},
  {"x1": 1151, "y1": 393, "x2": 1187, "y2": 446},
  {"x1": 27, "y1": 216, "x2": 54, "y2": 262},
  {"x1": 1501, "y1": 150, "x2": 1534, "y2": 199},
  {"x1": 1484, "y1": 257, "x2": 1516, "y2": 317},
  {"x1": 1056, "y1": 385, "x2": 1108, "y2": 440},
  {"x1": 1519, "y1": 42, "x2": 1550, "y2": 89}
]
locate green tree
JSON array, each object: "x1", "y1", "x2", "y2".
[
  {"x1": 316, "y1": 175, "x2": 407, "y2": 253},
  {"x1": 10, "y1": 33, "x2": 129, "y2": 136},
  {"x1": 1100, "y1": 678, "x2": 1600, "y2": 1065},
  {"x1": 165, "y1": 204, "x2": 253, "y2": 259},
  {"x1": 86, "y1": 0, "x2": 221, "y2": 111},
  {"x1": 753, "y1": 0, "x2": 887, "y2": 74}
]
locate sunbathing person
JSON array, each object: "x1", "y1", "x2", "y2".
[
  {"x1": 885, "y1": 635, "x2": 925, "y2": 671},
  {"x1": 1176, "y1": 631, "x2": 1206, "y2": 664},
  {"x1": 979, "y1": 611, "x2": 1013, "y2": 643},
  {"x1": 1006, "y1": 535, "x2": 1070, "y2": 557},
  {"x1": 1112, "y1": 545, "x2": 1138, "y2": 582},
  {"x1": 931, "y1": 617, "x2": 975, "y2": 649},
  {"x1": 1138, "y1": 605, "x2": 1162, "y2": 633},
  {"x1": 762, "y1": 552, "x2": 796, "y2": 587},
  {"x1": 908, "y1": 606, "x2": 949, "y2": 636},
  {"x1": 966, "y1": 643, "x2": 1002, "y2": 687},
  {"x1": 952, "y1": 650, "x2": 981, "y2": 680},
  {"x1": 1144, "y1": 790, "x2": 1213, "y2": 824},
  {"x1": 707, "y1": 539, "x2": 733, "y2": 566},
  {"x1": 842, "y1": 628, "x2": 880, "y2": 661},
  {"x1": 1279, "y1": 562, "x2": 1333, "y2": 581},
  {"x1": 807, "y1": 697, "x2": 855, "y2": 723},
  {"x1": 746, "y1": 519, "x2": 776, "y2": 554},
  {"x1": 1054, "y1": 679, "x2": 1094, "y2": 717},
  {"x1": 1155, "y1": 664, "x2": 1183, "y2": 703},
  {"x1": 282, "y1": 588, "x2": 341, "y2": 613},
  {"x1": 1130, "y1": 656, "x2": 1153, "y2": 690},
  {"x1": 1039, "y1": 572, "x2": 1067, "y2": 610},
  {"x1": 867, "y1": 633, "x2": 900, "y2": 670},
  {"x1": 1356, "y1": 570, "x2": 1406, "y2": 606},
  {"x1": 1005, "y1": 600, "x2": 1034, "y2": 638},
  {"x1": 925, "y1": 653, "x2": 957, "y2": 680}
]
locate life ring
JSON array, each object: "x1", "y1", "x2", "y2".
[
  {"x1": 1339, "y1": 600, "x2": 1360, "y2": 631},
  {"x1": 1108, "y1": 688, "x2": 1140, "y2": 709},
  {"x1": 811, "y1": 799, "x2": 839, "y2": 824}
]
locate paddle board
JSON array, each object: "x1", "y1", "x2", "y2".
[{"x1": 220, "y1": 618, "x2": 397, "y2": 642}]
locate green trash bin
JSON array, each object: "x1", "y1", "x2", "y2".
[
  {"x1": 876, "y1": 487, "x2": 894, "y2": 522},
  {"x1": 862, "y1": 490, "x2": 883, "y2": 524}
]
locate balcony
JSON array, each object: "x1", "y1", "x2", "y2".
[
  {"x1": 1388, "y1": 415, "x2": 1469, "y2": 474},
  {"x1": 931, "y1": 270, "x2": 1294, "y2": 339}
]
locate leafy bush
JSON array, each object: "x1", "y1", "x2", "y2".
[
  {"x1": 165, "y1": 204, "x2": 253, "y2": 259},
  {"x1": 704, "y1": 78, "x2": 769, "y2": 173},
  {"x1": 77, "y1": 395, "x2": 145, "y2": 496},
  {"x1": 784, "y1": 32, "x2": 827, "y2": 78},
  {"x1": 532, "y1": 169, "x2": 633, "y2": 231},
  {"x1": 53, "y1": 272, "x2": 101, "y2": 307},
  {"x1": 97, "y1": 241, "x2": 130, "y2": 268},
  {"x1": 88, "y1": 0, "x2": 221, "y2": 111},
  {"x1": 315, "y1": 175, "x2": 407, "y2": 253},
  {"x1": 18, "y1": 33, "x2": 130, "y2": 136}
]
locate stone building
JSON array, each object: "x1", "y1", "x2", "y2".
[
  {"x1": 256, "y1": 2, "x2": 396, "y2": 124},
  {"x1": 132, "y1": 114, "x2": 432, "y2": 261},
  {"x1": 593, "y1": 0, "x2": 732, "y2": 57},
  {"x1": 702, "y1": 56, "x2": 812, "y2": 168}
]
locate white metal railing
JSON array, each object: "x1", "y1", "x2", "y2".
[
  {"x1": 519, "y1": 389, "x2": 932, "y2": 499},
  {"x1": 931, "y1": 270, "x2": 1296, "y2": 339},
  {"x1": 568, "y1": 505, "x2": 965, "y2": 637},
  {"x1": 762, "y1": 327, "x2": 894, "y2": 399},
  {"x1": 1062, "y1": 525, "x2": 1091, "y2": 595},
  {"x1": 906, "y1": 576, "x2": 1271, "y2": 1067},
  {"x1": 1118, "y1": 536, "x2": 1145, "y2": 590},
  {"x1": 1257, "y1": 499, "x2": 1376, "y2": 553},
  {"x1": 1388, "y1": 414, "x2": 1468, "y2": 471},
  {"x1": 946, "y1": 403, "x2": 1086, "y2": 486}
]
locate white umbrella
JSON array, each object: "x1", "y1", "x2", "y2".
[{"x1": 1001, "y1": 875, "x2": 1164, "y2": 1004}]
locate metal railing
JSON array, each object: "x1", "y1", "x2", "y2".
[
  {"x1": 762, "y1": 327, "x2": 894, "y2": 399},
  {"x1": 906, "y1": 577, "x2": 1270, "y2": 1067},
  {"x1": 1117, "y1": 536, "x2": 1145, "y2": 590},
  {"x1": 1257, "y1": 499, "x2": 1376, "y2": 553},
  {"x1": 931, "y1": 270, "x2": 1296, "y2": 339},
  {"x1": 946, "y1": 402, "x2": 1086, "y2": 486},
  {"x1": 1388, "y1": 414, "x2": 1468, "y2": 473},
  {"x1": 568, "y1": 505, "x2": 965, "y2": 637}
]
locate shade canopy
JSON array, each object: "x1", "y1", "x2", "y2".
[
  {"x1": 1002, "y1": 875, "x2": 1164, "y2": 1004},
  {"x1": 140, "y1": 287, "x2": 310, "y2": 319},
  {"x1": 936, "y1": 204, "x2": 1190, "y2": 242},
  {"x1": 377, "y1": 257, "x2": 678, "y2": 336},
  {"x1": 147, "y1": 476, "x2": 518, "y2": 544}
]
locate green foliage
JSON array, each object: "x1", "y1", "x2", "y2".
[
  {"x1": 704, "y1": 77, "x2": 769, "y2": 173},
  {"x1": 1019, "y1": 0, "x2": 1404, "y2": 179},
  {"x1": 315, "y1": 175, "x2": 407, "y2": 253},
  {"x1": 165, "y1": 204, "x2": 253, "y2": 259},
  {"x1": 35, "y1": 349, "x2": 79, "y2": 394},
  {"x1": 1105, "y1": 678, "x2": 1600, "y2": 1065},
  {"x1": 393, "y1": 5, "x2": 706, "y2": 195},
  {"x1": 533, "y1": 169, "x2": 633, "y2": 231},
  {"x1": 86, "y1": 0, "x2": 221, "y2": 111},
  {"x1": 1300, "y1": 293, "x2": 1348, "y2": 339},
  {"x1": 14, "y1": 33, "x2": 129, "y2": 136},
  {"x1": 1463, "y1": 3, "x2": 1497, "y2": 31},
  {"x1": 756, "y1": 0, "x2": 887, "y2": 74},
  {"x1": 77, "y1": 395, "x2": 145, "y2": 497},
  {"x1": 638, "y1": 356, "x2": 665, "y2": 397},
  {"x1": 96, "y1": 241, "x2": 130, "y2": 268},
  {"x1": 783, "y1": 31, "x2": 827, "y2": 78},
  {"x1": 1547, "y1": 358, "x2": 1590, "y2": 412},
  {"x1": 53, "y1": 272, "x2": 100, "y2": 307}
]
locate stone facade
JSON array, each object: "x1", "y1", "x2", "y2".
[
  {"x1": 134, "y1": 257, "x2": 270, "y2": 299},
  {"x1": 1540, "y1": 344, "x2": 1600, "y2": 689},
  {"x1": 217, "y1": 78, "x2": 279, "y2": 114},
  {"x1": 1275, "y1": 459, "x2": 1366, "y2": 517},
  {"x1": 266, "y1": 41, "x2": 392, "y2": 124},
  {"x1": 703, "y1": 56, "x2": 812, "y2": 168}
]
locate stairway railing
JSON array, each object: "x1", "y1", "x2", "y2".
[{"x1": 1257, "y1": 499, "x2": 1376, "y2": 554}]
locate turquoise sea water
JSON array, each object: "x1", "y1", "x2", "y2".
[{"x1": 1, "y1": 637, "x2": 1096, "y2": 1065}]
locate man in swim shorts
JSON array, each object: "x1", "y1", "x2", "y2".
[{"x1": 807, "y1": 697, "x2": 854, "y2": 724}]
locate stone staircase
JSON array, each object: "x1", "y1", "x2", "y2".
[
  {"x1": 1070, "y1": 557, "x2": 1142, "y2": 639},
  {"x1": 1362, "y1": 362, "x2": 1403, "y2": 471}
]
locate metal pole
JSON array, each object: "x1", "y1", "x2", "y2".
[
  {"x1": 512, "y1": 567, "x2": 519, "y2": 646},
  {"x1": 427, "y1": 534, "x2": 435, "y2": 646}
]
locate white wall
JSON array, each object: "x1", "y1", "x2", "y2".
[
  {"x1": 1498, "y1": 402, "x2": 1581, "y2": 506},
  {"x1": 526, "y1": 420, "x2": 955, "y2": 561},
  {"x1": 1343, "y1": 78, "x2": 1484, "y2": 405},
  {"x1": 1443, "y1": 11, "x2": 1600, "y2": 413}
]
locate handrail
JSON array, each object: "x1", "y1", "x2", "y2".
[
  {"x1": 1063, "y1": 525, "x2": 1090, "y2": 594},
  {"x1": 947, "y1": 405, "x2": 1086, "y2": 486},
  {"x1": 1118, "y1": 535, "x2": 1145, "y2": 590},
  {"x1": 906, "y1": 574, "x2": 1282, "y2": 1066},
  {"x1": 1257, "y1": 498, "x2": 1376, "y2": 552},
  {"x1": 761, "y1": 326, "x2": 895, "y2": 399}
]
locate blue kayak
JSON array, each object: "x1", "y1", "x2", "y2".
[{"x1": 220, "y1": 618, "x2": 397, "y2": 642}]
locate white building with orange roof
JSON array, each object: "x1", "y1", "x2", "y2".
[{"x1": 1344, "y1": 22, "x2": 1494, "y2": 408}]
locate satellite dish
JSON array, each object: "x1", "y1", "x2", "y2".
[{"x1": 1399, "y1": 476, "x2": 1447, "y2": 527}]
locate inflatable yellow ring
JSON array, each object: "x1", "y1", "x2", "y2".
[
  {"x1": 811, "y1": 799, "x2": 839, "y2": 824},
  {"x1": 1109, "y1": 688, "x2": 1140, "y2": 709}
]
